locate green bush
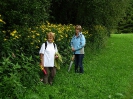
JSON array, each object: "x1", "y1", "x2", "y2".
[
  {"x1": 3, "y1": 23, "x2": 90, "y2": 65},
  {"x1": 0, "y1": 15, "x2": 6, "y2": 57},
  {"x1": 0, "y1": 0, "x2": 51, "y2": 27},
  {"x1": 88, "y1": 25, "x2": 108, "y2": 50},
  {"x1": 0, "y1": 54, "x2": 40, "y2": 98}
]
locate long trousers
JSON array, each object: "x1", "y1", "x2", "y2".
[
  {"x1": 74, "y1": 54, "x2": 84, "y2": 73},
  {"x1": 43, "y1": 67, "x2": 56, "y2": 84}
]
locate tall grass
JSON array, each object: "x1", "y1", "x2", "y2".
[{"x1": 21, "y1": 34, "x2": 133, "y2": 99}]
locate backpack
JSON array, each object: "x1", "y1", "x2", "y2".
[{"x1": 45, "y1": 42, "x2": 56, "y2": 50}]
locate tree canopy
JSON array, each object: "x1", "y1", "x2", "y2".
[
  {"x1": 0, "y1": 0, "x2": 51, "y2": 29},
  {"x1": 118, "y1": 1, "x2": 133, "y2": 33},
  {"x1": 50, "y1": 0, "x2": 131, "y2": 35},
  {"x1": 0, "y1": 0, "x2": 132, "y2": 35}
]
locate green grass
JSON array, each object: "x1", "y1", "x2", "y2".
[{"x1": 24, "y1": 34, "x2": 133, "y2": 99}]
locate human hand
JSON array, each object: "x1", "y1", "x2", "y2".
[
  {"x1": 55, "y1": 55, "x2": 58, "y2": 59},
  {"x1": 72, "y1": 47, "x2": 75, "y2": 51},
  {"x1": 40, "y1": 63, "x2": 43, "y2": 67}
]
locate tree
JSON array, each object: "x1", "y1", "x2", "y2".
[
  {"x1": 0, "y1": 0, "x2": 51, "y2": 29},
  {"x1": 118, "y1": 1, "x2": 133, "y2": 33},
  {"x1": 50, "y1": 0, "x2": 78, "y2": 24},
  {"x1": 50, "y1": 0, "x2": 130, "y2": 36}
]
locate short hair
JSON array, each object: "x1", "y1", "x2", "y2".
[
  {"x1": 75, "y1": 25, "x2": 82, "y2": 32},
  {"x1": 46, "y1": 32, "x2": 55, "y2": 40}
]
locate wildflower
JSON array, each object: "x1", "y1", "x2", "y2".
[
  {"x1": 4, "y1": 39, "x2": 7, "y2": 41},
  {"x1": 10, "y1": 30, "x2": 17, "y2": 36},
  {"x1": 32, "y1": 35, "x2": 35, "y2": 38},
  {"x1": 36, "y1": 46, "x2": 39, "y2": 48},
  {"x1": 36, "y1": 33, "x2": 40, "y2": 36},
  {"x1": 0, "y1": 19, "x2": 6, "y2": 24}
]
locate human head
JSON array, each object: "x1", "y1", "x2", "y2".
[
  {"x1": 75, "y1": 25, "x2": 82, "y2": 35},
  {"x1": 75, "y1": 25, "x2": 82, "y2": 32},
  {"x1": 46, "y1": 32, "x2": 55, "y2": 43}
]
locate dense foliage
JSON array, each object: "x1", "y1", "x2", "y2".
[
  {"x1": 50, "y1": 0, "x2": 131, "y2": 35},
  {"x1": 0, "y1": 13, "x2": 108, "y2": 97},
  {"x1": 0, "y1": 0, "x2": 51, "y2": 39},
  {"x1": 118, "y1": 1, "x2": 133, "y2": 33},
  {"x1": 0, "y1": 19, "x2": 91, "y2": 98}
]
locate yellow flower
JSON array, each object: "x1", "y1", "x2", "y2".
[
  {"x1": 4, "y1": 39, "x2": 7, "y2": 41},
  {"x1": 13, "y1": 30, "x2": 17, "y2": 34},
  {"x1": 0, "y1": 19, "x2": 6, "y2": 24},
  {"x1": 32, "y1": 35, "x2": 35, "y2": 38},
  {"x1": 36, "y1": 46, "x2": 39, "y2": 48},
  {"x1": 36, "y1": 33, "x2": 40, "y2": 36},
  {"x1": 44, "y1": 38, "x2": 47, "y2": 41},
  {"x1": 10, "y1": 30, "x2": 17, "y2": 36},
  {"x1": 58, "y1": 39, "x2": 61, "y2": 41},
  {"x1": 2, "y1": 31, "x2": 6, "y2": 33},
  {"x1": 31, "y1": 30, "x2": 36, "y2": 33},
  {"x1": 15, "y1": 36, "x2": 19, "y2": 39},
  {"x1": 60, "y1": 35, "x2": 63, "y2": 38},
  {"x1": 11, "y1": 33, "x2": 15, "y2": 36},
  {"x1": 31, "y1": 42, "x2": 34, "y2": 45}
]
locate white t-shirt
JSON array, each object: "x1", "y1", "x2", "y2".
[{"x1": 39, "y1": 41, "x2": 58, "y2": 67}]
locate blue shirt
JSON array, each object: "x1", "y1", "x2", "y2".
[{"x1": 71, "y1": 32, "x2": 86, "y2": 54}]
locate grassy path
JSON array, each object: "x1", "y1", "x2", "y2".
[
  {"x1": 25, "y1": 34, "x2": 133, "y2": 99},
  {"x1": 83, "y1": 34, "x2": 133, "y2": 99}
]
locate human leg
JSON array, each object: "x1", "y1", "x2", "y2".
[
  {"x1": 74, "y1": 54, "x2": 79, "y2": 73},
  {"x1": 79, "y1": 54, "x2": 84, "y2": 73},
  {"x1": 49, "y1": 67, "x2": 56, "y2": 84},
  {"x1": 43, "y1": 67, "x2": 49, "y2": 84}
]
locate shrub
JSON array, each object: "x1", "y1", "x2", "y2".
[
  {"x1": 0, "y1": 15, "x2": 7, "y2": 58},
  {"x1": 88, "y1": 25, "x2": 108, "y2": 50},
  {"x1": 0, "y1": 22, "x2": 90, "y2": 98},
  {"x1": 0, "y1": 54, "x2": 40, "y2": 98},
  {"x1": 4, "y1": 22, "x2": 90, "y2": 65},
  {"x1": 0, "y1": 0, "x2": 51, "y2": 27}
]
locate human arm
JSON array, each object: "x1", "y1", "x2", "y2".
[
  {"x1": 40, "y1": 53, "x2": 47, "y2": 74},
  {"x1": 40, "y1": 54, "x2": 44, "y2": 66},
  {"x1": 71, "y1": 37, "x2": 75, "y2": 52},
  {"x1": 70, "y1": 36, "x2": 74, "y2": 48},
  {"x1": 39, "y1": 43, "x2": 45, "y2": 66}
]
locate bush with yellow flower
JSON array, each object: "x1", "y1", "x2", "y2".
[{"x1": 3, "y1": 21, "x2": 90, "y2": 66}]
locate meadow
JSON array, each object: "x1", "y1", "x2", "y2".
[{"x1": 22, "y1": 34, "x2": 133, "y2": 99}]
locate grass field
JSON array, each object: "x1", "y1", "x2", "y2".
[{"x1": 24, "y1": 34, "x2": 133, "y2": 99}]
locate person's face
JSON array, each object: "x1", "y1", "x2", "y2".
[
  {"x1": 48, "y1": 37, "x2": 54, "y2": 43},
  {"x1": 75, "y1": 28, "x2": 80, "y2": 34}
]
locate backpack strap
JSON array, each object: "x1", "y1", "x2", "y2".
[
  {"x1": 45, "y1": 41, "x2": 56, "y2": 50},
  {"x1": 53, "y1": 43, "x2": 56, "y2": 49},
  {"x1": 45, "y1": 42, "x2": 47, "y2": 50}
]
